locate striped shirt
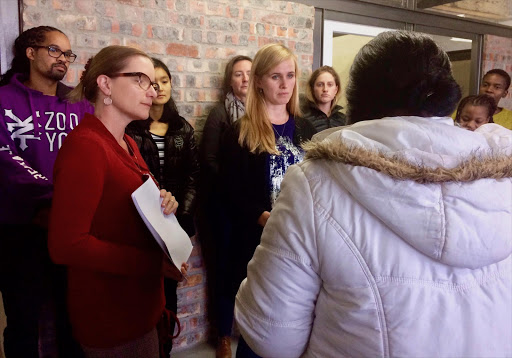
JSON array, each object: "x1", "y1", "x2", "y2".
[{"x1": 151, "y1": 132, "x2": 165, "y2": 178}]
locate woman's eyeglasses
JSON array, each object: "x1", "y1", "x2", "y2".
[
  {"x1": 32, "y1": 45, "x2": 77, "y2": 63},
  {"x1": 110, "y1": 72, "x2": 160, "y2": 92}
]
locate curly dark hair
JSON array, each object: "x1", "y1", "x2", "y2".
[
  {"x1": 346, "y1": 31, "x2": 461, "y2": 123},
  {"x1": 0, "y1": 26, "x2": 65, "y2": 86},
  {"x1": 455, "y1": 95, "x2": 496, "y2": 124}
]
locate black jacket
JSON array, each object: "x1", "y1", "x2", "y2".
[
  {"x1": 126, "y1": 107, "x2": 200, "y2": 236},
  {"x1": 302, "y1": 102, "x2": 347, "y2": 132},
  {"x1": 221, "y1": 116, "x2": 316, "y2": 294}
]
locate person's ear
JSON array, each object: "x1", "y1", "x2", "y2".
[
  {"x1": 503, "y1": 88, "x2": 509, "y2": 99},
  {"x1": 26, "y1": 47, "x2": 36, "y2": 61},
  {"x1": 97, "y1": 75, "x2": 112, "y2": 97}
]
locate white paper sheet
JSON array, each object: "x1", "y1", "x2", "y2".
[{"x1": 131, "y1": 177, "x2": 193, "y2": 272}]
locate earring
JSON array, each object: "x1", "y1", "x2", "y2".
[{"x1": 104, "y1": 96, "x2": 112, "y2": 105}]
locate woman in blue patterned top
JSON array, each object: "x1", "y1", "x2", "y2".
[{"x1": 221, "y1": 43, "x2": 316, "y2": 358}]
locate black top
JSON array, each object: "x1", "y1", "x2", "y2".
[
  {"x1": 301, "y1": 101, "x2": 348, "y2": 132},
  {"x1": 220, "y1": 116, "x2": 316, "y2": 294},
  {"x1": 126, "y1": 106, "x2": 200, "y2": 236}
]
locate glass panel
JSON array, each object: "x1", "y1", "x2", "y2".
[
  {"x1": 324, "y1": 21, "x2": 398, "y2": 113},
  {"x1": 425, "y1": 0, "x2": 512, "y2": 28},
  {"x1": 356, "y1": 0, "x2": 409, "y2": 9},
  {"x1": 429, "y1": 33, "x2": 473, "y2": 99}
]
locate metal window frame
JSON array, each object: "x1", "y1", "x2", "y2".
[
  {"x1": 0, "y1": 0, "x2": 22, "y2": 75},
  {"x1": 298, "y1": 0, "x2": 505, "y2": 94}
]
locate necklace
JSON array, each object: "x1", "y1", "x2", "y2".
[{"x1": 272, "y1": 120, "x2": 287, "y2": 138}]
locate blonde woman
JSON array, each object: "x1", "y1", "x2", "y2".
[
  {"x1": 221, "y1": 43, "x2": 315, "y2": 357},
  {"x1": 302, "y1": 65, "x2": 347, "y2": 132},
  {"x1": 49, "y1": 46, "x2": 186, "y2": 358}
]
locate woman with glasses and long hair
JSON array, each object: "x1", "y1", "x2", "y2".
[
  {"x1": 221, "y1": 43, "x2": 316, "y2": 357},
  {"x1": 125, "y1": 57, "x2": 197, "y2": 357},
  {"x1": 49, "y1": 46, "x2": 187, "y2": 358}
]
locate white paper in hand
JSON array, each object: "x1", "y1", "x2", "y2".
[{"x1": 131, "y1": 177, "x2": 193, "y2": 270}]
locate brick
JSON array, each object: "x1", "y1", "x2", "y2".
[
  {"x1": 207, "y1": 32, "x2": 217, "y2": 44},
  {"x1": 56, "y1": 14, "x2": 97, "y2": 31},
  {"x1": 261, "y1": 13, "x2": 287, "y2": 26},
  {"x1": 123, "y1": 38, "x2": 144, "y2": 50},
  {"x1": 132, "y1": 23, "x2": 143, "y2": 37},
  {"x1": 23, "y1": 10, "x2": 42, "y2": 26},
  {"x1": 276, "y1": 26, "x2": 287, "y2": 37},
  {"x1": 75, "y1": 0, "x2": 94, "y2": 14},
  {"x1": 119, "y1": 21, "x2": 132, "y2": 35},
  {"x1": 76, "y1": 34, "x2": 95, "y2": 48},
  {"x1": 181, "y1": 273, "x2": 203, "y2": 287},
  {"x1": 65, "y1": 67, "x2": 76, "y2": 83},
  {"x1": 187, "y1": 89, "x2": 206, "y2": 102},
  {"x1": 166, "y1": 43, "x2": 199, "y2": 58},
  {"x1": 190, "y1": 1, "x2": 206, "y2": 14},
  {"x1": 228, "y1": 6, "x2": 240, "y2": 18},
  {"x1": 166, "y1": 0, "x2": 175, "y2": 10},
  {"x1": 145, "y1": 41, "x2": 165, "y2": 55},
  {"x1": 175, "y1": 0, "x2": 187, "y2": 11},
  {"x1": 52, "y1": 0, "x2": 73, "y2": 10},
  {"x1": 241, "y1": 22, "x2": 250, "y2": 33},
  {"x1": 256, "y1": 23, "x2": 265, "y2": 35},
  {"x1": 177, "y1": 14, "x2": 203, "y2": 28},
  {"x1": 192, "y1": 30, "x2": 203, "y2": 43},
  {"x1": 206, "y1": 2, "x2": 225, "y2": 16},
  {"x1": 208, "y1": 18, "x2": 237, "y2": 31},
  {"x1": 208, "y1": 61, "x2": 219, "y2": 72},
  {"x1": 243, "y1": 8, "x2": 252, "y2": 20}
]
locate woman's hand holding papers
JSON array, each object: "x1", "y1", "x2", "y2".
[{"x1": 160, "y1": 189, "x2": 179, "y2": 215}]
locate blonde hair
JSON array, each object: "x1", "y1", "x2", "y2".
[
  {"x1": 68, "y1": 45, "x2": 151, "y2": 104},
  {"x1": 238, "y1": 43, "x2": 300, "y2": 154},
  {"x1": 305, "y1": 66, "x2": 342, "y2": 113}
]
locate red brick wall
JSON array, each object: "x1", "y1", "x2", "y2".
[
  {"x1": 20, "y1": 0, "x2": 315, "y2": 351},
  {"x1": 482, "y1": 34, "x2": 512, "y2": 109}
]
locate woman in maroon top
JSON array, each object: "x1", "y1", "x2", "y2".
[{"x1": 49, "y1": 46, "x2": 186, "y2": 358}]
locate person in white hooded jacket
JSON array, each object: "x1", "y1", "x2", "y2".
[{"x1": 235, "y1": 30, "x2": 512, "y2": 358}]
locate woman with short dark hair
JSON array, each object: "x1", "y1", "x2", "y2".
[{"x1": 235, "y1": 31, "x2": 512, "y2": 358}]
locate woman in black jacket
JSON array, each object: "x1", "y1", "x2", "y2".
[
  {"x1": 302, "y1": 66, "x2": 347, "y2": 132},
  {"x1": 125, "y1": 57, "x2": 199, "y2": 357},
  {"x1": 198, "y1": 55, "x2": 252, "y2": 358},
  {"x1": 221, "y1": 43, "x2": 316, "y2": 358}
]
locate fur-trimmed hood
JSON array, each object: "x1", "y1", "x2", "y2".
[{"x1": 302, "y1": 116, "x2": 512, "y2": 269}]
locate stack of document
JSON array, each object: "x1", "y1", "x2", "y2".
[{"x1": 131, "y1": 177, "x2": 193, "y2": 270}]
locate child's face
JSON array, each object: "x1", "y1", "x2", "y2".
[
  {"x1": 458, "y1": 104, "x2": 491, "y2": 131},
  {"x1": 479, "y1": 74, "x2": 509, "y2": 106}
]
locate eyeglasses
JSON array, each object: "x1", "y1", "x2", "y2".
[
  {"x1": 110, "y1": 72, "x2": 159, "y2": 92},
  {"x1": 32, "y1": 45, "x2": 77, "y2": 63}
]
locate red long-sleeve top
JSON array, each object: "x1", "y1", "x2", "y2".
[{"x1": 49, "y1": 114, "x2": 165, "y2": 348}]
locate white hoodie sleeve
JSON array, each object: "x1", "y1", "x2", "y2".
[{"x1": 235, "y1": 164, "x2": 321, "y2": 358}]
